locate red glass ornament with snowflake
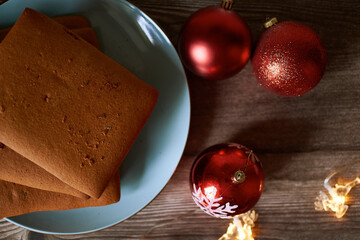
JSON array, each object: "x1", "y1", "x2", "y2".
[
  {"x1": 178, "y1": 0, "x2": 252, "y2": 80},
  {"x1": 190, "y1": 143, "x2": 264, "y2": 218},
  {"x1": 252, "y1": 18, "x2": 327, "y2": 97}
]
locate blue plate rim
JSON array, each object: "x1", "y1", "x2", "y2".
[{"x1": 3, "y1": 0, "x2": 191, "y2": 235}]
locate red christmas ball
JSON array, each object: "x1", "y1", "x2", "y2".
[
  {"x1": 252, "y1": 19, "x2": 327, "y2": 97},
  {"x1": 190, "y1": 143, "x2": 264, "y2": 218},
  {"x1": 178, "y1": 6, "x2": 252, "y2": 80}
]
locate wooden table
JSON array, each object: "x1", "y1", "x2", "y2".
[{"x1": 1, "y1": 0, "x2": 359, "y2": 239}]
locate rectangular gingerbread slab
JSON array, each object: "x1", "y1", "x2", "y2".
[
  {"x1": 0, "y1": 144, "x2": 88, "y2": 199},
  {"x1": 0, "y1": 15, "x2": 90, "y2": 40},
  {"x1": 0, "y1": 25, "x2": 99, "y2": 199},
  {"x1": 0, "y1": 171, "x2": 120, "y2": 219},
  {"x1": 0, "y1": 8, "x2": 158, "y2": 198},
  {"x1": 0, "y1": 27, "x2": 99, "y2": 48}
]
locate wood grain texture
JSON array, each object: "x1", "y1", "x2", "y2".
[{"x1": 1, "y1": 0, "x2": 359, "y2": 239}]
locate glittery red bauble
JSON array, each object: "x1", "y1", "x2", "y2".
[
  {"x1": 252, "y1": 21, "x2": 327, "y2": 97},
  {"x1": 178, "y1": 6, "x2": 252, "y2": 80},
  {"x1": 190, "y1": 143, "x2": 264, "y2": 218}
]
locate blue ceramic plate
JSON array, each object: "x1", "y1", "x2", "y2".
[{"x1": 0, "y1": 0, "x2": 190, "y2": 234}]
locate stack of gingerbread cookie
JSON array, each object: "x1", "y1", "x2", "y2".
[{"x1": 0, "y1": 8, "x2": 158, "y2": 218}]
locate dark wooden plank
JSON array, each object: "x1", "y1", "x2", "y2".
[
  {"x1": 17, "y1": 152, "x2": 358, "y2": 240},
  {"x1": 4, "y1": 153, "x2": 360, "y2": 239},
  {"x1": 0, "y1": 0, "x2": 359, "y2": 239},
  {"x1": 0, "y1": 219, "x2": 28, "y2": 239},
  {"x1": 130, "y1": 0, "x2": 360, "y2": 156}
]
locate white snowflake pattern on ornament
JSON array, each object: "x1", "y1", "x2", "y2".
[{"x1": 192, "y1": 184, "x2": 238, "y2": 219}]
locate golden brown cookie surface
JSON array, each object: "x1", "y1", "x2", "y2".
[{"x1": 0, "y1": 8, "x2": 158, "y2": 198}]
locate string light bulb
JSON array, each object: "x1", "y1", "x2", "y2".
[
  {"x1": 315, "y1": 167, "x2": 360, "y2": 218},
  {"x1": 219, "y1": 210, "x2": 257, "y2": 240}
]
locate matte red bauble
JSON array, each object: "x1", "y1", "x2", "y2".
[
  {"x1": 190, "y1": 143, "x2": 264, "y2": 218},
  {"x1": 178, "y1": 2, "x2": 252, "y2": 80},
  {"x1": 252, "y1": 18, "x2": 327, "y2": 97}
]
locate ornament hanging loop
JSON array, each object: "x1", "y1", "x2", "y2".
[
  {"x1": 264, "y1": 17, "x2": 278, "y2": 29},
  {"x1": 220, "y1": 0, "x2": 233, "y2": 10}
]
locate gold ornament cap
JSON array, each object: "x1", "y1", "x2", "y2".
[
  {"x1": 233, "y1": 170, "x2": 246, "y2": 183},
  {"x1": 264, "y1": 17, "x2": 278, "y2": 29},
  {"x1": 220, "y1": 0, "x2": 233, "y2": 10}
]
